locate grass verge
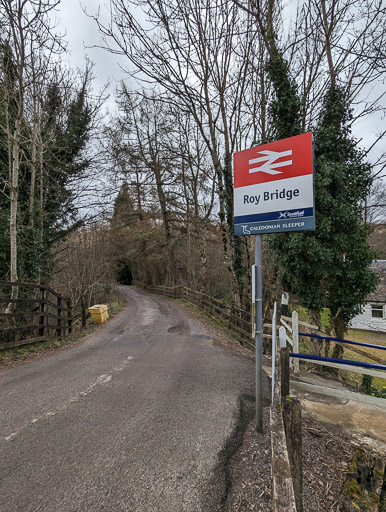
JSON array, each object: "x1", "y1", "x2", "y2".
[{"x1": 174, "y1": 298, "x2": 255, "y2": 353}]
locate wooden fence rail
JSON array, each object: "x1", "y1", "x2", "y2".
[
  {"x1": 0, "y1": 281, "x2": 123, "y2": 351},
  {"x1": 0, "y1": 281, "x2": 73, "y2": 350}
]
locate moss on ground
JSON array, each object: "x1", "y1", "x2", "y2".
[{"x1": 340, "y1": 448, "x2": 385, "y2": 511}]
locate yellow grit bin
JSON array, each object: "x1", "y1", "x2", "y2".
[{"x1": 88, "y1": 304, "x2": 109, "y2": 323}]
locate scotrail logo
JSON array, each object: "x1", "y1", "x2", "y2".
[
  {"x1": 249, "y1": 149, "x2": 292, "y2": 175},
  {"x1": 278, "y1": 210, "x2": 305, "y2": 219},
  {"x1": 241, "y1": 225, "x2": 251, "y2": 235}
]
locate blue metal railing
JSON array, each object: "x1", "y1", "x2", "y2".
[
  {"x1": 298, "y1": 332, "x2": 386, "y2": 351},
  {"x1": 289, "y1": 352, "x2": 386, "y2": 372}
]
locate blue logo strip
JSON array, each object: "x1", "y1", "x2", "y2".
[
  {"x1": 234, "y1": 216, "x2": 315, "y2": 236},
  {"x1": 234, "y1": 207, "x2": 314, "y2": 224}
]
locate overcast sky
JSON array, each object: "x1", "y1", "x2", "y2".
[
  {"x1": 55, "y1": 1, "x2": 384, "y2": 166},
  {"x1": 55, "y1": 1, "x2": 128, "y2": 111}
]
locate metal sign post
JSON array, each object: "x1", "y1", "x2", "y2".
[
  {"x1": 233, "y1": 133, "x2": 315, "y2": 435},
  {"x1": 255, "y1": 234, "x2": 263, "y2": 432}
]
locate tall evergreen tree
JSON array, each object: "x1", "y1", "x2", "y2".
[
  {"x1": 268, "y1": 81, "x2": 378, "y2": 349},
  {"x1": 260, "y1": 21, "x2": 377, "y2": 349},
  {"x1": 38, "y1": 80, "x2": 93, "y2": 280},
  {"x1": 0, "y1": 62, "x2": 94, "y2": 282},
  {"x1": 265, "y1": 49, "x2": 302, "y2": 142},
  {"x1": 313, "y1": 85, "x2": 378, "y2": 345}
]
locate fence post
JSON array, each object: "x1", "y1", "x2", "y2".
[
  {"x1": 281, "y1": 346, "x2": 290, "y2": 399},
  {"x1": 272, "y1": 302, "x2": 277, "y2": 405},
  {"x1": 81, "y1": 300, "x2": 86, "y2": 328},
  {"x1": 61, "y1": 298, "x2": 66, "y2": 337},
  {"x1": 56, "y1": 296, "x2": 62, "y2": 336},
  {"x1": 279, "y1": 326, "x2": 286, "y2": 348},
  {"x1": 39, "y1": 286, "x2": 47, "y2": 338},
  {"x1": 282, "y1": 396, "x2": 303, "y2": 512},
  {"x1": 292, "y1": 311, "x2": 299, "y2": 374},
  {"x1": 67, "y1": 299, "x2": 72, "y2": 334}
]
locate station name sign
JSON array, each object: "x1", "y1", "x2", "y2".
[{"x1": 233, "y1": 133, "x2": 315, "y2": 235}]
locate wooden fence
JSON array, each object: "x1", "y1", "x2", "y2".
[
  {"x1": 271, "y1": 345, "x2": 301, "y2": 512},
  {"x1": 0, "y1": 281, "x2": 73, "y2": 350},
  {"x1": 0, "y1": 281, "x2": 124, "y2": 351}
]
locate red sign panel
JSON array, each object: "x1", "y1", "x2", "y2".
[{"x1": 233, "y1": 132, "x2": 313, "y2": 188}]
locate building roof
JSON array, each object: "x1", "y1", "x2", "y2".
[{"x1": 367, "y1": 260, "x2": 386, "y2": 303}]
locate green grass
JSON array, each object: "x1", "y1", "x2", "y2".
[
  {"x1": 297, "y1": 325, "x2": 386, "y2": 393},
  {"x1": 339, "y1": 330, "x2": 386, "y2": 392},
  {"x1": 289, "y1": 306, "x2": 386, "y2": 394},
  {"x1": 290, "y1": 305, "x2": 330, "y2": 330}
]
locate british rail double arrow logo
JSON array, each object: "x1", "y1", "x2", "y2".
[{"x1": 248, "y1": 150, "x2": 293, "y2": 175}]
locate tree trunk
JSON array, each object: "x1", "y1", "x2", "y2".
[
  {"x1": 154, "y1": 163, "x2": 181, "y2": 285},
  {"x1": 38, "y1": 146, "x2": 44, "y2": 283},
  {"x1": 332, "y1": 316, "x2": 345, "y2": 360},
  {"x1": 198, "y1": 223, "x2": 208, "y2": 294},
  {"x1": 9, "y1": 121, "x2": 20, "y2": 283},
  {"x1": 308, "y1": 308, "x2": 322, "y2": 356},
  {"x1": 5, "y1": 120, "x2": 21, "y2": 313},
  {"x1": 29, "y1": 121, "x2": 38, "y2": 228}
]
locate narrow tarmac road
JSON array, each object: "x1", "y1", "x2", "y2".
[{"x1": 0, "y1": 286, "x2": 255, "y2": 512}]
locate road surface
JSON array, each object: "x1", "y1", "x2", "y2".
[{"x1": 0, "y1": 286, "x2": 255, "y2": 512}]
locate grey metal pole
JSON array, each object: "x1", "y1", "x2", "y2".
[{"x1": 255, "y1": 234, "x2": 263, "y2": 432}]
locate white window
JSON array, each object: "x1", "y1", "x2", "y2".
[{"x1": 371, "y1": 304, "x2": 384, "y2": 318}]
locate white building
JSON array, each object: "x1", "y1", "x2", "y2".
[{"x1": 350, "y1": 261, "x2": 386, "y2": 333}]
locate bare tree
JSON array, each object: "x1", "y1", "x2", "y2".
[
  {"x1": 171, "y1": 109, "x2": 216, "y2": 290},
  {"x1": 0, "y1": 0, "x2": 62, "y2": 299},
  {"x1": 110, "y1": 90, "x2": 184, "y2": 283},
  {"x1": 91, "y1": 0, "x2": 261, "y2": 302},
  {"x1": 51, "y1": 226, "x2": 115, "y2": 305}
]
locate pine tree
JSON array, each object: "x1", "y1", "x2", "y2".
[{"x1": 0, "y1": 64, "x2": 94, "y2": 282}]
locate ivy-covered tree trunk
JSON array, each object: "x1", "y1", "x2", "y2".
[
  {"x1": 223, "y1": 155, "x2": 245, "y2": 307},
  {"x1": 331, "y1": 317, "x2": 345, "y2": 360},
  {"x1": 308, "y1": 308, "x2": 322, "y2": 356},
  {"x1": 198, "y1": 225, "x2": 209, "y2": 294}
]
